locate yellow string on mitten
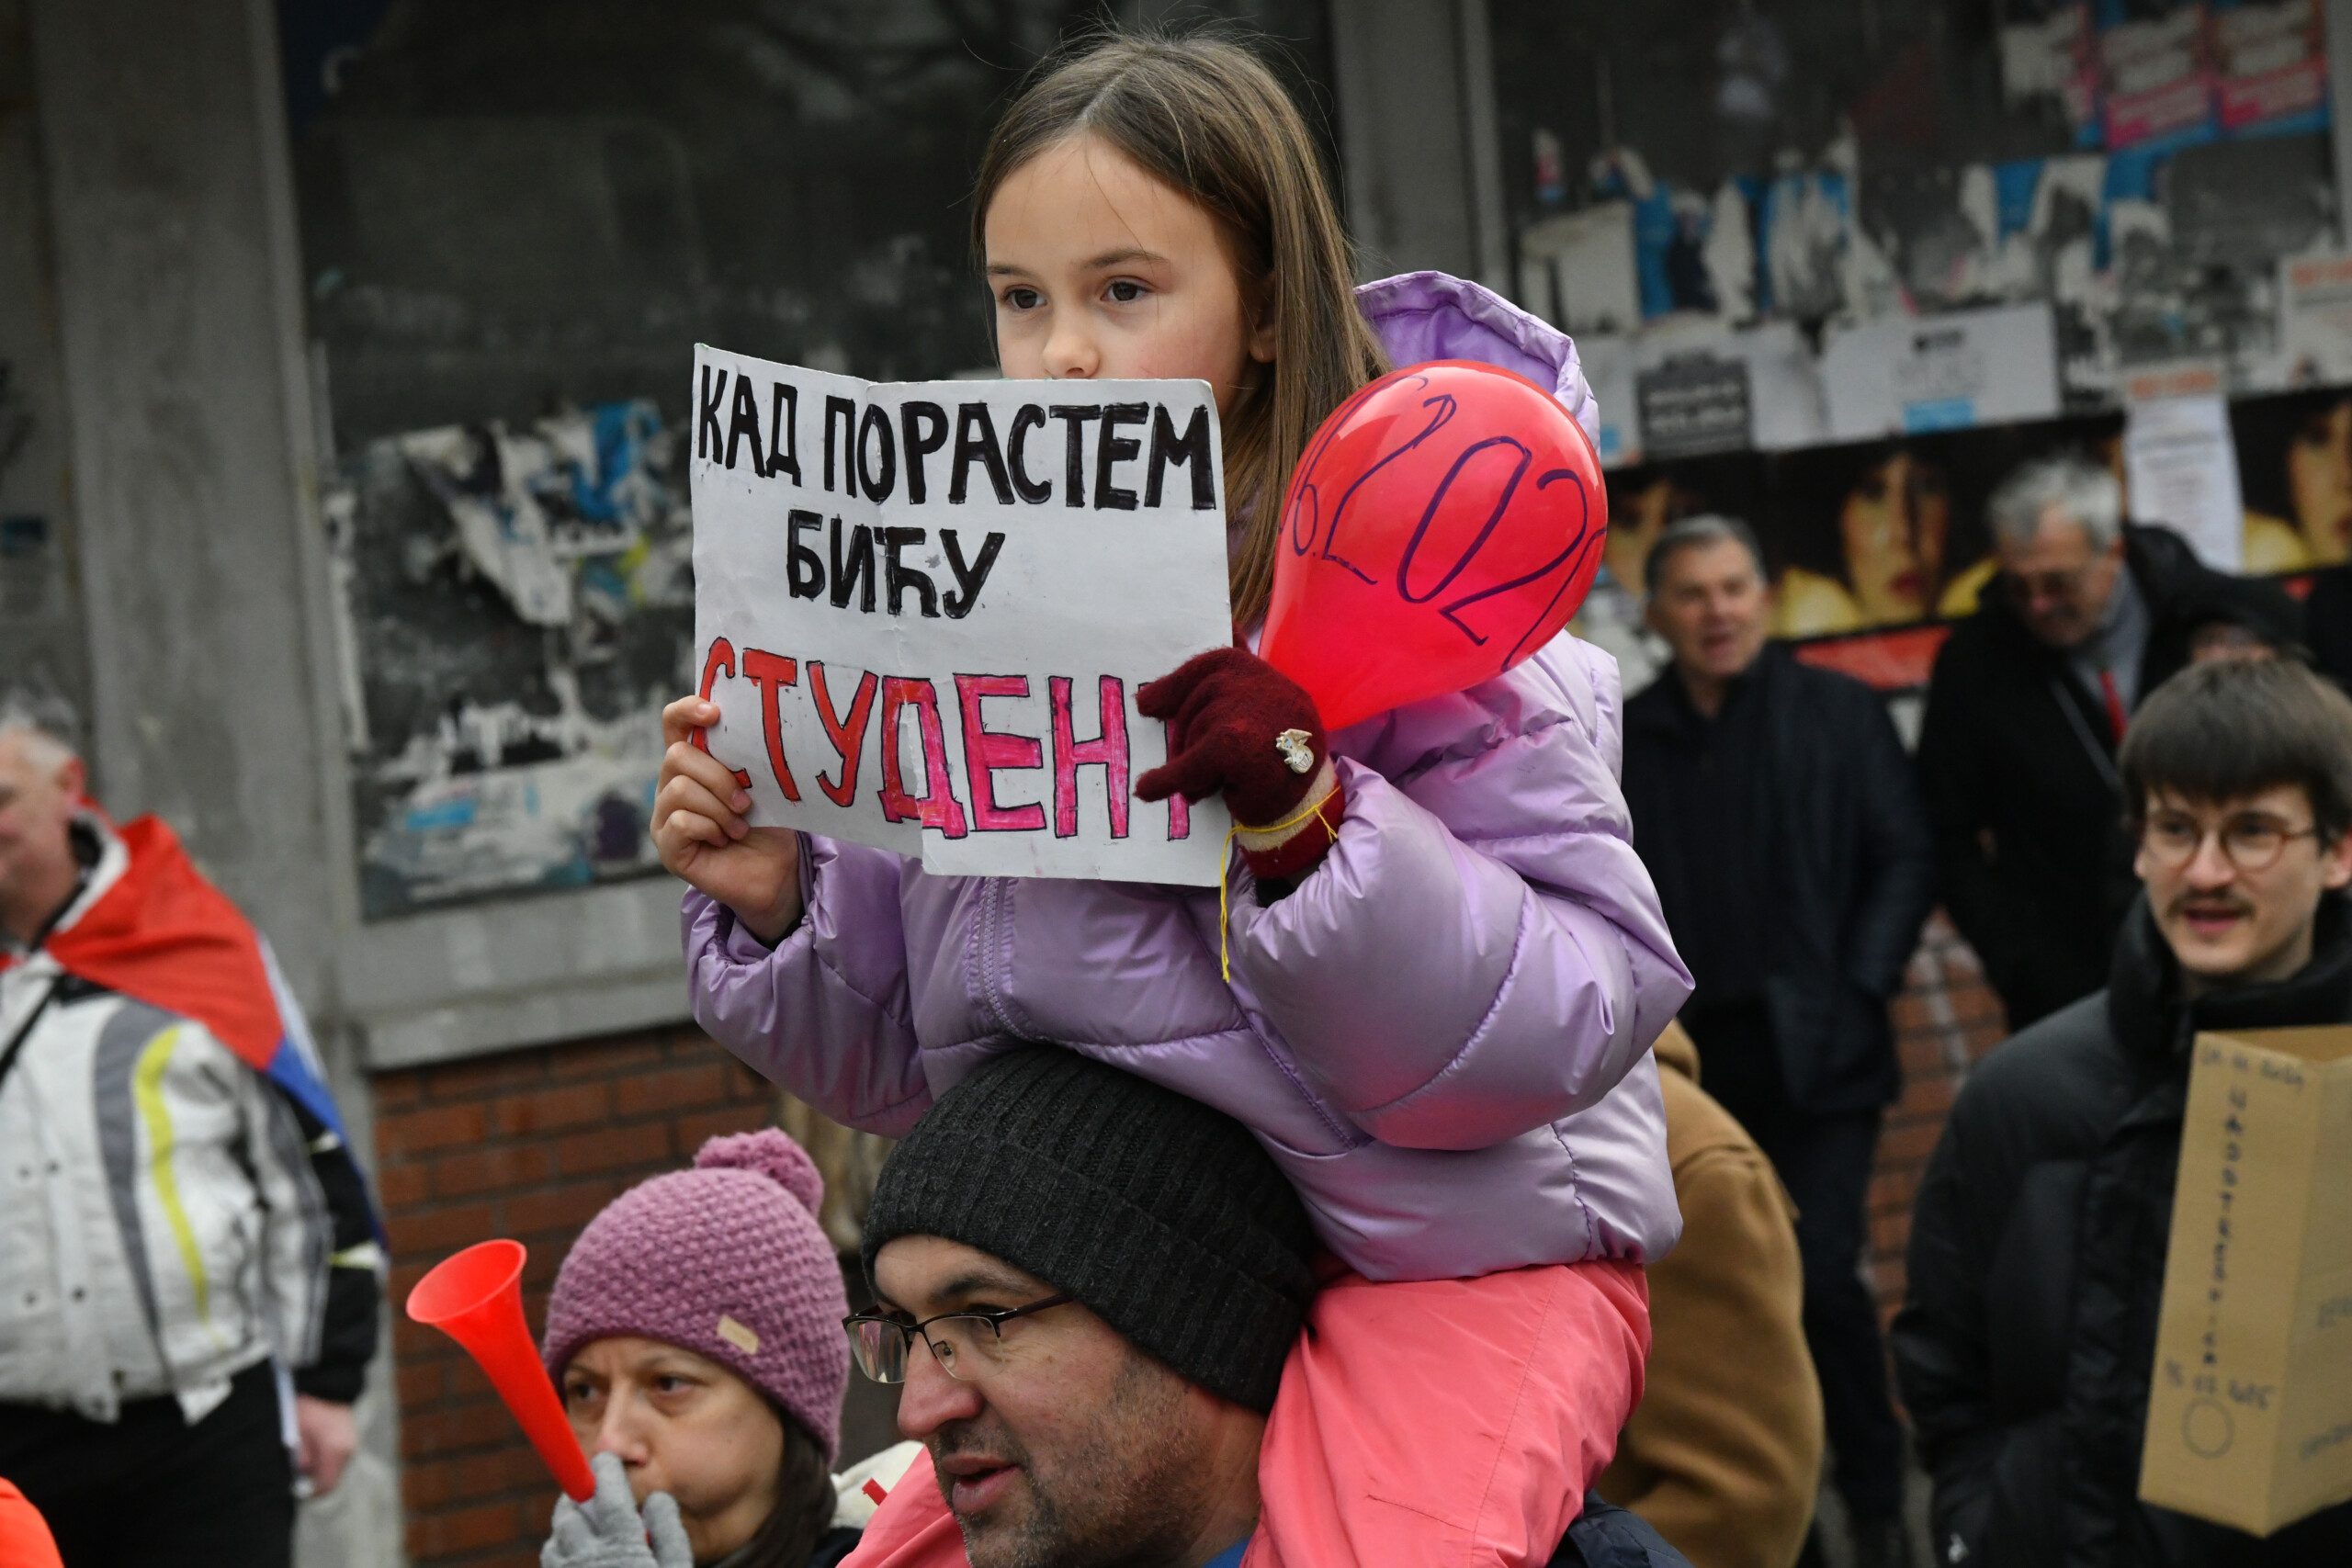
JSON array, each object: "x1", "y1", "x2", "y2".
[{"x1": 1217, "y1": 789, "x2": 1344, "y2": 983}]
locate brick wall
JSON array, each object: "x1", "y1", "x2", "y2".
[
  {"x1": 1866, "y1": 913, "x2": 2010, "y2": 1323},
  {"x1": 376, "y1": 1023, "x2": 780, "y2": 1568}
]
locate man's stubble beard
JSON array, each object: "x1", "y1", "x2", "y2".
[{"x1": 944, "y1": 1352, "x2": 1219, "y2": 1568}]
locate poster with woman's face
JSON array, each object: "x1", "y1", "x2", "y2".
[
  {"x1": 2233, "y1": 389, "x2": 2352, "y2": 572},
  {"x1": 1586, "y1": 415, "x2": 2132, "y2": 693},
  {"x1": 1766, "y1": 441, "x2": 1980, "y2": 637}
]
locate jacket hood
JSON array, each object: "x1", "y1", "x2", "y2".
[
  {"x1": 1354, "y1": 272, "x2": 1600, "y2": 447},
  {"x1": 1651, "y1": 1019, "x2": 1700, "y2": 1085},
  {"x1": 2107, "y1": 889, "x2": 2352, "y2": 1065}
]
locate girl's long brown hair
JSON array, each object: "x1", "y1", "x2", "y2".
[{"x1": 971, "y1": 28, "x2": 1390, "y2": 628}]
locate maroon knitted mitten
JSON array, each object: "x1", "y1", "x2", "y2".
[{"x1": 1136, "y1": 648, "x2": 1345, "y2": 881}]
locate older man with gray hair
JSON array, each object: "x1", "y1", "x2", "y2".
[
  {"x1": 1916, "y1": 454, "x2": 2301, "y2": 1029},
  {"x1": 0, "y1": 689, "x2": 380, "y2": 1567}
]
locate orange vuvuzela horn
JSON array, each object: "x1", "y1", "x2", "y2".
[{"x1": 405, "y1": 1239, "x2": 597, "y2": 1502}]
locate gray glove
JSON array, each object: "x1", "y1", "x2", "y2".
[{"x1": 541, "y1": 1452, "x2": 693, "y2": 1568}]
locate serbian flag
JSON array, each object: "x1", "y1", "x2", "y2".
[{"x1": 29, "y1": 815, "x2": 353, "y2": 1144}]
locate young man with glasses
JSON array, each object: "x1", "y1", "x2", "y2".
[
  {"x1": 1916, "y1": 456, "x2": 2301, "y2": 1030},
  {"x1": 1893, "y1": 658, "x2": 2352, "y2": 1567}
]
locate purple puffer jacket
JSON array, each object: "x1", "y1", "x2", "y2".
[{"x1": 685, "y1": 272, "x2": 1691, "y2": 1280}]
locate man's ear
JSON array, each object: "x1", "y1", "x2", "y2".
[
  {"x1": 59, "y1": 754, "x2": 86, "y2": 806},
  {"x1": 2321, "y1": 826, "x2": 2352, "y2": 892}
]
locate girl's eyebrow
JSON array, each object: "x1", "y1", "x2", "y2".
[
  {"x1": 1080, "y1": 246, "x2": 1166, "y2": 269},
  {"x1": 986, "y1": 247, "x2": 1168, "y2": 277}
]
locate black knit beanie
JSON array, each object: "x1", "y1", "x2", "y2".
[{"x1": 861, "y1": 1048, "x2": 1317, "y2": 1413}]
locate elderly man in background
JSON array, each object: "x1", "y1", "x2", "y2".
[
  {"x1": 1623, "y1": 515, "x2": 1936, "y2": 1568},
  {"x1": 1916, "y1": 456, "x2": 2301, "y2": 1030},
  {"x1": 1599, "y1": 1020, "x2": 1823, "y2": 1568},
  {"x1": 0, "y1": 692, "x2": 380, "y2": 1568}
]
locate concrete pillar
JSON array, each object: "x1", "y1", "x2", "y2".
[
  {"x1": 27, "y1": 0, "x2": 354, "y2": 990},
  {"x1": 1327, "y1": 0, "x2": 1510, "y2": 294},
  {"x1": 25, "y1": 1, "x2": 397, "y2": 1562},
  {"x1": 0, "y1": 0, "x2": 86, "y2": 728},
  {"x1": 2331, "y1": 0, "x2": 2352, "y2": 243}
]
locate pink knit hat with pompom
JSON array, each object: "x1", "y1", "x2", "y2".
[{"x1": 542, "y1": 1130, "x2": 850, "y2": 1460}]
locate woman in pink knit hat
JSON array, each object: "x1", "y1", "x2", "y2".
[{"x1": 537, "y1": 1129, "x2": 917, "y2": 1568}]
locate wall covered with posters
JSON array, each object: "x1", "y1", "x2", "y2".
[
  {"x1": 1585, "y1": 388, "x2": 2346, "y2": 694},
  {"x1": 1490, "y1": 0, "x2": 2348, "y2": 697}
]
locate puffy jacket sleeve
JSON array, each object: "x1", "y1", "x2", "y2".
[
  {"x1": 1227, "y1": 640, "x2": 1690, "y2": 1151},
  {"x1": 239, "y1": 1053, "x2": 379, "y2": 1404},
  {"x1": 683, "y1": 836, "x2": 934, "y2": 1135}
]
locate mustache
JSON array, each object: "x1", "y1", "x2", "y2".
[
  {"x1": 929, "y1": 1418, "x2": 1028, "y2": 1471},
  {"x1": 2168, "y1": 892, "x2": 2254, "y2": 919}
]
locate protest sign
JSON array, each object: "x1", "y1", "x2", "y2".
[
  {"x1": 689, "y1": 347, "x2": 1234, "y2": 885},
  {"x1": 2142, "y1": 1025, "x2": 2352, "y2": 1537}
]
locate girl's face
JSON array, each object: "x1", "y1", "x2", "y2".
[
  {"x1": 1839, "y1": 452, "x2": 1950, "y2": 626},
  {"x1": 2286, "y1": 400, "x2": 2352, "y2": 565},
  {"x1": 985, "y1": 133, "x2": 1275, "y2": 417},
  {"x1": 562, "y1": 1336, "x2": 786, "y2": 1562}
]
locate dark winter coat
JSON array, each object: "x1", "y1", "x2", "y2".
[
  {"x1": 1623, "y1": 644, "x2": 1938, "y2": 1113},
  {"x1": 1915, "y1": 524, "x2": 2301, "y2": 1030},
  {"x1": 1891, "y1": 894, "x2": 2352, "y2": 1568},
  {"x1": 2309, "y1": 566, "x2": 2352, "y2": 689}
]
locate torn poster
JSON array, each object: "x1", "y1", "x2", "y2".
[
  {"x1": 336, "y1": 399, "x2": 695, "y2": 918},
  {"x1": 2280, "y1": 248, "x2": 2352, "y2": 382},
  {"x1": 1820, "y1": 303, "x2": 2063, "y2": 439},
  {"x1": 1628, "y1": 320, "x2": 1826, "y2": 457},
  {"x1": 690, "y1": 347, "x2": 1233, "y2": 886}
]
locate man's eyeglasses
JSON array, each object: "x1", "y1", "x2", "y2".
[
  {"x1": 843, "y1": 1293, "x2": 1073, "y2": 1384},
  {"x1": 1999, "y1": 562, "x2": 2100, "y2": 606},
  {"x1": 2140, "y1": 811, "x2": 2320, "y2": 874}
]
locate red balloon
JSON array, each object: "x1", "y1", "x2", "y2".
[{"x1": 1260, "y1": 361, "x2": 1608, "y2": 731}]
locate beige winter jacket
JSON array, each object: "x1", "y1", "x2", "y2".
[{"x1": 1599, "y1": 1021, "x2": 1825, "y2": 1568}]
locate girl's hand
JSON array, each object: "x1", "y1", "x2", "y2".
[
  {"x1": 653, "y1": 696, "x2": 803, "y2": 943},
  {"x1": 1136, "y1": 649, "x2": 1345, "y2": 882}
]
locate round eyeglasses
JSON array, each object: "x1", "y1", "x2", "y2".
[
  {"x1": 843, "y1": 1293, "x2": 1073, "y2": 1384},
  {"x1": 2140, "y1": 811, "x2": 2320, "y2": 874}
]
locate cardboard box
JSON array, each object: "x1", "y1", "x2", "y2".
[{"x1": 2142, "y1": 1026, "x2": 2352, "y2": 1536}]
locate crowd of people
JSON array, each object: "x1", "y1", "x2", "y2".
[{"x1": 3, "y1": 22, "x2": 2351, "y2": 1568}]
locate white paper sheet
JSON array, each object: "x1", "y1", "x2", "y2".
[
  {"x1": 689, "y1": 347, "x2": 1234, "y2": 885},
  {"x1": 1819, "y1": 302, "x2": 2063, "y2": 440},
  {"x1": 2123, "y1": 390, "x2": 2245, "y2": 572}
]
